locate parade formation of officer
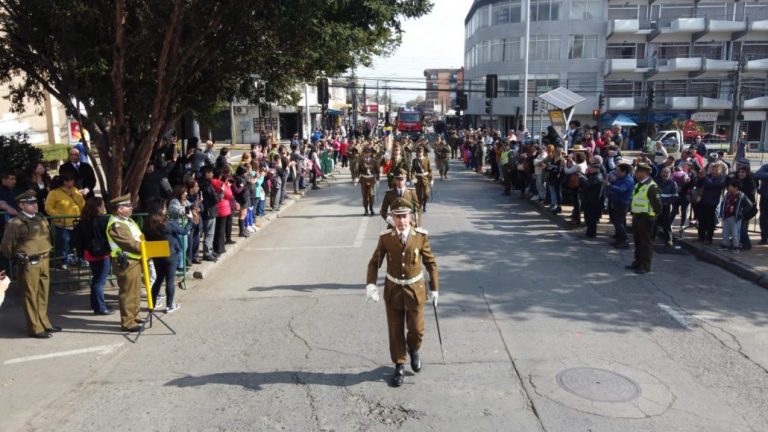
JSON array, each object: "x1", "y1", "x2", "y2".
[
  {"x1": 105, "y1": 193, "x2": 145, "y2": 332},
  {"x1": 0, "y1": 190, "x2": 60, "y2": 338},
  {"x1": 411, "y1": 146, "x2": 433, "y2": 212},
  {"x1": 380, "y1": 168, "x2": 421, "y2": 228},
  {"x1": 356, "y1": 147, "x2": 380, "y2": 216},
  {"x1": 366, "y1": 197, "x2": 439, "y2": 387}
]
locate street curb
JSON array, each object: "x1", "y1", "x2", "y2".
[
  {"x1": 678, "y1": 240, "x2": 768, "y2": 289},
  {"x1": 187, "y1": 175, "x2": 340, "y2": 281}
]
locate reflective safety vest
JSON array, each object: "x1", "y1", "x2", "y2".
[
  {"x1": 106, "y1": 215, "x2": 143, "y2": 259},
  {"x1": 631, "y1": 180, "x2": 657, "y2": 217},
  {"x1": 500, "y1": 150, "x2": 513, "y2": 166}
]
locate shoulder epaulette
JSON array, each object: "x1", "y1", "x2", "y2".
[
  {"x1": 407, "y1": 186, "x2": 416, "y2": 190},
  {"x1": 380, "y1": 229, "x2": 392, "y2": 236},
  {"x1": 414, "y1": 227, "x2": 428, "y2": 235}
]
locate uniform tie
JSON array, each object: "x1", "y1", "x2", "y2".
[
  {"x1": 400, "y1": 232, "x2": 407, "y2": 245},
  {"x1": 398, "y1": 189, "x2": 403, "y2": 197}
]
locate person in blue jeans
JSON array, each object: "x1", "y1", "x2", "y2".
[
  {"x1": 78, "y1": 197, "x2": 113, "y2": 314},
  {"x1": 606, "y1": 163, "x2": 635, "y2": 248},
  {"x1": 144, "y1": 205, "x2": 191, "y2": 313}
]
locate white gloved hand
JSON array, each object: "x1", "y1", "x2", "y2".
[
  {"x1": 365, "y1": 284, "x2": 380, "y2": 302},
  {"x1": 429, "y1": 290, "x2": 439, "y2": 307},
  {"x1": 386, "y1": 215, "x2": 394, "y2": 226},
  {"x1": 430, "y1": 179, "x2": 434, "y2": 187}
]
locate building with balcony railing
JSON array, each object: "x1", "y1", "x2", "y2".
[
  {"x1": 424, "y1": 68, "x2": 463, "y2": 115},
  {"x1": 463, "y1": 0, "x2": 768, "y2": 146}
]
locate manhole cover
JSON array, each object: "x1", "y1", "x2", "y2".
[{"x1": 556, "y1": 367, "x2": 641, "y2": 403}]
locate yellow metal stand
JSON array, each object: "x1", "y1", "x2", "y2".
[{"x1": 132, "y1": 240, "x2": 176, "y2": 342}]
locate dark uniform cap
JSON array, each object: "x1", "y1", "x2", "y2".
[
  {"x1": 394, "y1": 168, "x2": 408, "y2": 179},
  {"x1": 364, "y1": 146, "x2": 374, "y2": 153},
  {"x1": 635, "y1": 162, "x2": 653, "y2": 172},
  {"x1": 109, "y1": 193, "x2": 133, "y2": 208},
  {"x1": 15, "y1": 189, "x2": 37, "y2": 203},
  {"x1": 390, "y1": 197, "x2": 413, "y2": 215}
]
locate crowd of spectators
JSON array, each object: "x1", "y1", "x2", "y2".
[{"x1": 446, "y1": 123, "x2": 765, "y2": 254}]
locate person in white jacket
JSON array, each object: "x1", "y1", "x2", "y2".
[{"x1": 533, "y1": 145, "x2": 549, "y2": 202}]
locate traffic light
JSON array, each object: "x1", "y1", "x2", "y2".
[
  {"x1": 457, "y1": 90, "x2": 468, "y2": 110},
  {"x1": 485, "y1": 99, "x2": 492, "y2": 114},
  {"x1": 592, "y1": 109, "x2": 600, "y2": 121},
  {"x1": 647, "y1": 87, "x2": 655, "y2": 107},
  {"x1": 532, "y1": 98, "x2": 538, "y2": 112},
  {"x1": 598, "y1": 93, "x2": 605, "y2": 111},
  {"x1": 485, "y1": 74, "x2": 498, "y2": 98},
  {"x1": 256, "y1": 82, "x2": 266, "y2": 99},
  {"x1": 317, "y1": 78, "x2": 329, "y2": 104}
]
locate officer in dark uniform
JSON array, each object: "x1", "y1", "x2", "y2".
[
  {"x1": 380, "y1": 169, "x2": 420, "y2": 227},
  {"x1": 0, "y1": 190, "x2": 59, "y2": 338},
  {"x1": 385, "y1": 145, "x2": 411, "y2": 189},
  {"x1": 106, "y1": 194, "x2": 145, "y2": 332},
  {"x1": 626, "y1": 162, "x2": 662, "y2": 274},
  {"x1": 356, "y1": 147, "x2": 380, "y2": 216},
  {"x1": 366, "y1": 198, "x2": 439, "y2": 387},
  {"x1": 411, "y1": 146, "x2": 433, "y2": 212}
]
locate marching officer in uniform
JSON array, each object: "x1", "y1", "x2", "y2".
[
  {"x1": 384, "y1": 145, "x2": 410, "y2": 189},
  {"x1": 380, "y1": 169, "x2": 421, "y2": 227},
  {"x1": 0, "y1": 190, "x2": 60, "y2": 338},
  {"x1": 356, "y1": 147, "x2": 380, "y2": 216},
  {"x1": 411, "y1": 146, "x2": 433, "y2": 212},
  {"x1": 106, "y1": 194, "x2": 145, "y2": 332},
  {"x1": 366, "y1": 198, "x2": 439, "y2": 387},
  {"x1": 434, "y1": 138, "x2": 450, "y2": 179},
  {"x1": 625, "y1": 162, "x2": 662, "y2": 274},
  {"x1": 349, "y1": 140, "x2": 362, "y2": 184}
]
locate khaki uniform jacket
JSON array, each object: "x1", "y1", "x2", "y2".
[
  {"x1": 380, "y1": 188, "x2": 420, "y2": 221},
  {"x1": 412, "y1": 157, "x2": 432, "y2": 182},
  {"x1": 0, "y1": 213, "x2": 52, "y2": 258},
  {"x1": 367, "y1": 227, "x2": 439, "y2": 310},
  {"x1": 357, "y1": 157, "x2": 380, "y2": 180},
  {"x1": 108, "y1": 216, "x2": 143, "y2": 257}
]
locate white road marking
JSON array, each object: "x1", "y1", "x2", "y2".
[
  {"x1": 353, "y1": 215, "x2": 369, "y2": 248},
  {"x1": 4, "y1": 343, "x2": 124, "y2": 365},
  {"x1": 657, "y1": 303, "x2": 695, "y2": 329},
  {"x1": 558, "y1": 231, "x2": 574, "y2": 240}
]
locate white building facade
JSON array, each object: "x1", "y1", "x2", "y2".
[{"x1": 463, "y1": 0, "x2": 768, "y2": 147}]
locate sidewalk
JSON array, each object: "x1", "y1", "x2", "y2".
[{"x1": 482, "y1": 173, "x2": 768, "y2": 289}]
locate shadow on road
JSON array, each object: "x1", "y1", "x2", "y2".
[
  {"x1": 249, "y1": 283, "x2": 360, "y2": 293},
  {"x1": 164, "y1": 366, "x2": 393, "y2": 391}
]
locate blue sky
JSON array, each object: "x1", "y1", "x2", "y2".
[{"x1": 357, "y1": 0, "x2": 474, "y2": 102}]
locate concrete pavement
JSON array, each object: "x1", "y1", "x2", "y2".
[{"x1": 1, "y1": 159, "x2": 768, "y2": 431}]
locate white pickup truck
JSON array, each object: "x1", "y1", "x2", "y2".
[{"x1": 653, "y1": 130, "x2": 731, "y2": 154}]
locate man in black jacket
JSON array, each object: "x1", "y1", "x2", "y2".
[
  {"x1": 198, "y1": 166, "x2": 221, "y2": 262},
  {"x1": 59, "y1": 148, "x2": 97, "y2": 199}
]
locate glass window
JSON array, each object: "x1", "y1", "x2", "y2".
[
  {"x1": 527, "y1": 78, "x2": 560, "y2": 94},
  {"x1": 504, "y1": 38, "x2": 521, "y2": 61},
  {"x1": 569, "y1": 34, "x2": 598, "y2": 59},
  {"x1": 530, "y1": 0, "x2": 560, "y2": 21},
  {"x1": 739, "y1": 42, "x2": 768, "y2": 61},
  {"x1": 608, "y1": 5, "x2": 640, "y2": 19},
  {"x1": 571, "y1": 0, "x2": 602, "y2": 20},
  {"x1": 491, "y1": 40, "x2": 505, "y2": 62},
  {"x1": 606, "y1": 43, "x2": 645, "y2": 59},
  {"x1": 604, "y1": 80, "x2": 643, "y2": 97},
  {"x1": 696, "y1": 4, "x2": 726, "y2": 20},
  {"x1": 693, "y1": 42, "x2": 724, "y2": 60},
  {"x1": 745, "y1": 3, "x2": 768, "y2": 21},
  {"x1": 477, "y1": 5, "x2": 491, "y2": 28},
  {"x1": 529, "y1": 35, "x2": 562, "y2": 60},
  {"x1": 656, "y1": 43, "x2": 690, "y2": 59},
  {"x1": 499, "y1": 77, "x2": 521, "y2": 97},
  {"x1": 492, "y1": 1, "x2": 522, "y2": 25}
]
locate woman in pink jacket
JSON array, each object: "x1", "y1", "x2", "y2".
[{"x1": 213, "y1": 173, "x2": 234, "y2": 254}]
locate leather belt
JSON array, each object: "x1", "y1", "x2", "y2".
[
  {"x1": 387, "y1": 273, "x2": 423, "y2": 285},
  {"x1": 361, "y1": 174, "x2": 375, "y2": 178},
  {"x1": 415, "y1": 173, "x2": 427, "y2": 177}
]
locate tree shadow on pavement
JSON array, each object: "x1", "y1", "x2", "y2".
[{"x1": 164, "y1": 366, "x2": 392, "y2": 392}]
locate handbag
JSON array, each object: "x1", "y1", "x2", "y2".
[
  {"x1": 89, "y1": 219, "x2": 111, "y2": 256},
  {"x1": 691, "y1": 187, "x2": 704, "y2": 204}
]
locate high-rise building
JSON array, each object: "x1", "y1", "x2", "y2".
[
  {"x1": 424, "y1": 68, "x2": 464, "y2": 114},
  {"x1": 463, "y1": 0, "x2": 768, "y2": 147}
]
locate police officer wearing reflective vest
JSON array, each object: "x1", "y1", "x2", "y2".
[
  {"x1": 0, "y1": 190, "x2": 60, "y2": 338},
  {"x1": 106, "y1": 194, "x2": 144, "y2": 332},
  {"x1": 366, "y1": 198, "x2": 439, "y2": 387},
  {"x1": 625, "y1": 162, "x2": 662, "y2": 274},
  {"x1": 357, "y1": 147, "x2": 380, "y2": 216}
]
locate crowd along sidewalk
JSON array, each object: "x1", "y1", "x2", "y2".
[{"x1": 490, "y1": 176, "x2": 768, "y2": 290}]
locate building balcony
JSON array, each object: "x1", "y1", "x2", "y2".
[
  {"x1": 649, "y1": 18, "x2": 706, "y2": 42},
  {"x1": 744, "y1": 96, "x2": 768, "y2": 110},
  {"x1": 606, "y1": 97, "x2": 645, "y2": 111},
  {"x1": 750, "y1": 20, "x2": 768, "y2": 33},
  {"x1": 607, "y1": 19, "x2": 654, "y2": 40},
  {"x1": 603, "y1": 58, "x2": 650, "y2": 77},
  {"x1": 700, "y1": 97, "x2": 732, "y2": 110},
  {"x1": 657, "y1": 96, "x2": 700, "y2": 110},
  {"x1": 656, "y1": 57, "x2": 703, "y2": 73},
  {"x1": 746, "y1": 58, "x2": 768, "y2": 72}
]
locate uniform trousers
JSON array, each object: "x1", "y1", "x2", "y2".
[
  {"x1": 360, "y1": 178, "x2": 376, "y2": 208},
  {"x1": 385, "y1": 293, "x2": 425, "y2": 364},
  {"x1": 632, "y1": 214, "x2": 655, "y2": 271},
  {"x1": 17, "y1": 258, "x2": 52, "y2": 335},
  {"x1": 116, "y1": 258, "x2": 142, "y2": 328}
]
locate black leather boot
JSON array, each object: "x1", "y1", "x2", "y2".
[
  {"x1": 391, "y1": 364, "x2": 405, "y2": 387},
  {"x1": 409, "y1": 350, "x2": 422, "y2": 373}
]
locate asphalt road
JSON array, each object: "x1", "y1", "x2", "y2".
[{"x1": 2, "y1": 159, "x2": 768, "y2": 431}]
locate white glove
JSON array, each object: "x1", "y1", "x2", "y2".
[
  {"x1": 386, "y1": 215, "x2": 394, "y2": 226},
  {"x1": 365, "y1": 284, "x2": 380, "y2": 302},
  {"x1": 429, "y1": 290, "x2": 439, "y2": 307},
  {"x1": 430, "y1": 179, "x2": 434, "y2": 187}
]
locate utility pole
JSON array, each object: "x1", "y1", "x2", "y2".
[
  {"x1": 729, "y1": 43, "x2": 745, "y2": 154},
  {"x1": 351, "y1": 68, "x2": 358, "y2": 135},
  {"x1": 522, "y1": 0, "x2": 531, "y2": 132}
]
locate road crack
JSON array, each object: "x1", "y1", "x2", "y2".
[{"x1": 479, "y1": 285, "x2": 547, "y2": 432}]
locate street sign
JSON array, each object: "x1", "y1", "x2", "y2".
[
  {"x1": 548, "y1": 110, "x2": 566, "y2": 131},
  {"x1": 691, "y1": 112, "x2": 718, "y2": 122}
]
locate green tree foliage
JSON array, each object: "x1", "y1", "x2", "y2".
[
  {"x1": 0, "y1": 0, "x2": 432, "y2": 197},
  {"x1": 0, "y1": 134, "x2": 44, "y2": 178}
]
